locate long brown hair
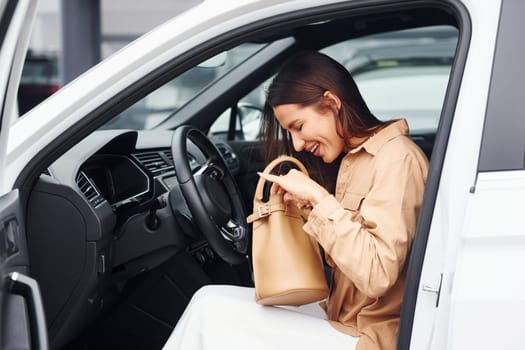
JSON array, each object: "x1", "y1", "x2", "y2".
[{"x1": 260, "y1": 51, "x2": 386, "y2": 191}]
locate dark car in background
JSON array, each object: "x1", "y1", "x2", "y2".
[{"x1": 17, "y1": 50, "x2": 60, "y2": 115}]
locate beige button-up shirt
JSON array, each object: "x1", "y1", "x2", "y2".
[{"x1": 303, "y1": 119, "x2": 428, "y2": 350}]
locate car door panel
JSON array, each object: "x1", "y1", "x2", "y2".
[
  {"x1": 0, "y1": 189, "x2": 30, "y2": 350},
  {"x1": 1, "y1": 190, "x2": 48, "y2": 350}
]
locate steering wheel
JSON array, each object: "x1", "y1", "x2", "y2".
[{"x1": 171, "y1": 126, "x2": 248, "y2": 265}]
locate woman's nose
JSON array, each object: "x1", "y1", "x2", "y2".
[{"x1": 291, "y1": 134, "x2": 305, "y2": 152}]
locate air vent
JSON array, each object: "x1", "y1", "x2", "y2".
[
  {"x1": 133, "y1": 151, "x2": 173, "y2": 176},
  {"x1": 162, "y1": 149, "x2": 198, "y2": 169},
  {"x1": 163, "y1": 150, "x2": 174, "y2": 165},
  {"x1": 161, "y1": 149, "x2": 198, "y2": 169},
  {"x1": 76, "y1": 172, "x2": 104, "y2": 207}
]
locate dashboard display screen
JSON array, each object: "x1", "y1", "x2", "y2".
[{"x1": 83, "y1": 155, "x2": 150, "y2": 205}]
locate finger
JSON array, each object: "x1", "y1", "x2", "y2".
[
  {"x1": 270, "y1": 183, "x2": 283, "y2": 194},
  {"x1": 257, "y1": 172, "x2": 281, "y2": 184},
  {"x1": 283, "y1": 192, "x2": 299, "y2": 204}
]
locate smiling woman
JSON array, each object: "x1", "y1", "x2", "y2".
[{"x1": 165, "y1": 51, "x2": 428, "y2": 350}]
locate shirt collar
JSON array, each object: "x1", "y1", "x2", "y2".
[{"x1": 348, "y1": 119, "x2": 409, "y2": 156}]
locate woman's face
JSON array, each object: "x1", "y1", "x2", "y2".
[{"x1": 273, "y1": 102, "x2": 346, "y2": 163}]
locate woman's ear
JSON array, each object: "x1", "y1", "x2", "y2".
[{"x1": 323, "y1": 90, "x2": 342, "y2": 112}]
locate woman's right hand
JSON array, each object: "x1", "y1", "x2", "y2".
[{"x1": 258, "y1": 169, "x2": 329, "y2": 208}]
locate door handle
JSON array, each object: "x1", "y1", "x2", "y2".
[
  {"x1": 422, "y1": 273, "x2": 443, "y2": 307},
  {"x1": 6, "y1": 272, "x2": 49, "y2": 350}
]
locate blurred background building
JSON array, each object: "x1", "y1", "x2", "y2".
[{"x1": 19, "y1": 0, "x2": 202, "y2": 114}]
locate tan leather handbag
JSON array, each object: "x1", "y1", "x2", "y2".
[{"x1": 247, "y1": 155, "x2": 329, "y2": 306}]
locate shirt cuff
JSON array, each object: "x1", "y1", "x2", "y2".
[
  {"x1": 303, "y1": 194, "x2": 341, "y2": 239},
  {"x1": 303, "y1": 194, "x2": 363, "y2": 254}
]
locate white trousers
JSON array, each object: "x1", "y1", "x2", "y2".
[{"x1": 162, "y1": 285, "x2": 358, "y2": 350}]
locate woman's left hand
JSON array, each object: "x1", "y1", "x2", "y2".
[{"x1": 258, "y1": 169, "x2": 329, "y2": 208}]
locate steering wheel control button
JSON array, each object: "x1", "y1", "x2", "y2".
[{"x1": 209, "y1": 164, "x2": 224, "y2": 179}]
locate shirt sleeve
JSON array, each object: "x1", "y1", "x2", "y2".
[{"x1": 303, "y1": 152, "x2": 426, "y2": 298}]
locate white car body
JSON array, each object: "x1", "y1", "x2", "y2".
[{"x1": 2, "y1": 0, "x2": 524, "y2": 349}]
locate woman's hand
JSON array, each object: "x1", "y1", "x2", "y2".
[{"x1": 258, "y1": 169, "x2": 329, "y2": 208}]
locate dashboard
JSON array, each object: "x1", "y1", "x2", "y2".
[
  {"x1": 47, "y1": 129, "x2": 238, "y2": 211},
  {"x1": 40, "y1": 128, "x2": 241, "y2": 263}
]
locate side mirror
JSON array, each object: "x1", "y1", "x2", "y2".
[{"x1": 238, "y1": 103, "x2": 263, "y2": 141}]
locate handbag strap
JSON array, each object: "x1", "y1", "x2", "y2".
[
  {"x1": 254, "y1": 155, "x2": 309, "y2": 201},
  {"x1": 247, "y1": 156, "x2": 309, "y2": 223}
]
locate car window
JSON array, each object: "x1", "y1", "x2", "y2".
[
  {"x1": 209, "y1": 79, "x2": 270, "y2": 141},
  {"x1": 209, "y1": 25, "x2": 458, "y2": 141},
  {"x1": 326, "y1": 25, "x2": 457, "y2": 134},
  {"x1": 100, "y1": 43, "x2": 266, "y2": 130},
  {"x1": 353, "y1": 65, "x2": 450, "y2": 133}
]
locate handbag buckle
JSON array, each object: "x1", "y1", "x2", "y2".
[{"x1": 257, "y1": 205, "x2": 270, "y2": 218}]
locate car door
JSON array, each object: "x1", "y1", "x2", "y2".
[{"x1": 0, "y1": 0, "x2": 48, "y2": 349}]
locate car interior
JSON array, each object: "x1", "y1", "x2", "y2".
[{"x1": 19, "y1": 3, "x2": 461, "y2": 349}]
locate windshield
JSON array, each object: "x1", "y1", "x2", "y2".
[{"x1": 100, "y1": 42, "x2": 266, "y2": 130}]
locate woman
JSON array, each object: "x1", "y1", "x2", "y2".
[{"x1": 163, "y1": 51, "x2": 428, "y2": 350}]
